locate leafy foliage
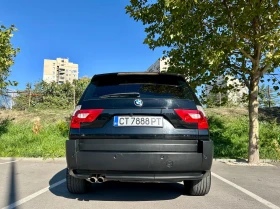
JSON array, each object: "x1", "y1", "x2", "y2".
[
  {"x1": 201, "y1": 92, "x2": 230, "y2": 108},
  {"x1": 0, "y1": 24, "x2": 20, "y2": 89},
  {"x1": 14, "y1": 77, "x2": 91, "y2": 110},
  {"x1": 126, "y1": 0, "x2": 280, "y2": 88},
  {"x1": 73, "y1": 77, "x2": 91, "y2": 104}
]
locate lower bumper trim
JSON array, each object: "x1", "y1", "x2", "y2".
[
  {"x1": 69, "y1": 170, "x2": 208, "y2": 182},
  {"x1": 106, "y1": 173, "x2": 204, "y2": 182}
]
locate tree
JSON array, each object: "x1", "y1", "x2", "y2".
[
  {"x1": 201, "y1": 75, "x2": 249, "y2": 107},
  {"x1": 73, "y1": 76, "x2": 91, "y2": 104},
  {"x1": 14, "y1": 78, "x2": 91, "y2": 110},
  {"x1": 0, "y1": 24, "x2": 20, "y2": 89},
  {"x1": 126, "y1": 0, "x2": 280, "y2": 163}
]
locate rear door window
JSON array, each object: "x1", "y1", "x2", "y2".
[{"x1": 83, "y1": 74, "x2": 194, "y2": 100}]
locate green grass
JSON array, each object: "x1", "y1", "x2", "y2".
[
  {"x1": 0, "y1": 119, "x2": 69, "y2": 158},
  {"x1": 207, "y1": 110, "x2": 280, "y2": 160}
]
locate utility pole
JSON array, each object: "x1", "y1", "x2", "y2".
[
  {"x1": 28, "y1": 89, "x2": 31, "y2": 108},
  {"x1": 268, "y1": 85, "x2": 271, "y2": 108},
  {"x1": 11, "y1": 91, "x2": 14, "y2": 110},
  {"x1": 73, "y1": 83, "x2": 76, "y2": 109}
]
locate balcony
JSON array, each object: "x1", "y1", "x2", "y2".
[{"x1": 57, "y1": 69, "x2": 65, "y2": 75}]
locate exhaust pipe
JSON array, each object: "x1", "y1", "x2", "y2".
[
  {"x1": 88, "y1": 177, "x2": 97, "y2": 183},
  {"x1": 97, "y1": 176, "x2": 106, "y2": 183}
]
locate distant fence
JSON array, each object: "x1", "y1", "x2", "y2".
[
  {"x1": 0, "y1": 88, "x2": 76, "y2": 110},
  {"x1": 0, "y1": 89, "x2": 42, "y2": 109}
]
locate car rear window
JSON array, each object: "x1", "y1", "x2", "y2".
[{"x1": 83, "y1": 74, "x2": 194, "y2": 100}]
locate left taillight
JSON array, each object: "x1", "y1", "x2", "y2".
[{"x1": 70, "y1": 106, "x2": 103, "y2": 129}]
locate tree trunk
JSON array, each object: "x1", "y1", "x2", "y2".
[{"x1": 248, "y1": 78, "x2": 260, "y2": 164}]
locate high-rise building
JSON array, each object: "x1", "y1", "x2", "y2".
[
  {"x1": 43, "y1": 58, "x2": 78, "y2": 84},
  {"x1": 146, "y1": 58, "x2": 170, "y2": 73}
]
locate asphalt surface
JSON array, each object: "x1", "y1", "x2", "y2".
[{"x1": 0, "y1": 158, "x2": 280, "y2": 209}]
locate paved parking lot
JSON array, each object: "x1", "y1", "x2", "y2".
[{"x1": 0, "y1": 158, "x2": 280, "y2": 209}]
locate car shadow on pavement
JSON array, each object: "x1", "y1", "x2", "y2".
[
  {"x1": 49, "y1": 169, "x2": 185, "y2": 201},
  {"x1": 4, "y1": 157, "x2": 18, "y2": 208}
]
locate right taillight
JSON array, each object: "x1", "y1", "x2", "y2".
[
  {"x1": 70, "y1": 107, "x2": 103, "y2": 129},
  {"x1": 174, "y1": 109, "x2": 209, "y2": 129}
]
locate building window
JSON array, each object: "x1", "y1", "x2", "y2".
[{"x1": 61, "y1": 59, "x2": 64, "y2": 63}]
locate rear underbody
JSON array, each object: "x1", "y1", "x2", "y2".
[{"x1": 66, "y1": 139, "x2": 213, "y2": 183}]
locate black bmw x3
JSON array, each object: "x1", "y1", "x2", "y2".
[{"x1": 66, "y1": 72, "x2": 213, "y2": 196}]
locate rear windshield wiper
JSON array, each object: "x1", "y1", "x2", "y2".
[{"x1": 100, "y1": 92, "x2": 140, "y2": 98}]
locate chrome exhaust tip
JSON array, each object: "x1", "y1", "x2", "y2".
[
  {"x1": 97, "y1": 176, "x2": 106, "y2": 183},
  {"x1": 88, "y1": 177, "x2": 97, "y2": 183}
]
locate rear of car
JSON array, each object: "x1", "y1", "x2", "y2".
[{"x1": 66, "y1": 72, "x2": 213, "y2": 196}]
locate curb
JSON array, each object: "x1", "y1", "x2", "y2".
[
  {"x1": 0, "y1": 157, "x2": 66, "y2": 162},
  {"x1": 214, "y1": 158, "x2": 279, "y2": 163}
]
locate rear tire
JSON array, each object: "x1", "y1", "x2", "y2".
[
  {"x1": 66, "y1": 169, "x2": 91, "y2": 194},
  {"x1": 184, "y1": 172, "x2": 211, "y2": 196}
]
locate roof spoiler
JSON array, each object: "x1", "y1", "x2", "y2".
[{"x1": 91, "y1": 72, "x2": 186, "y2": 82}]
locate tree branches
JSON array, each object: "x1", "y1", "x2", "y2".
[{"x1": 0, "y1": 24, "x2": 20, "y2": 89}]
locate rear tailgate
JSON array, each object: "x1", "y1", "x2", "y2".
[{"x1": 75, "y1": 98, "x2": 199, "y2": 139}]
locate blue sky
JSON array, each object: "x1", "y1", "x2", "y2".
[{"x1": 1, "y1": 0, "x2": 163, "y2": 90}]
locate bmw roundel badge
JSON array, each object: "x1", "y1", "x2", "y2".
[{"x1": 134, "y1": 99, "x2": 143, "y2": 107}]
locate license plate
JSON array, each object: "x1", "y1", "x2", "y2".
[{"x1": 113, "y1": 116, "x2": 163, "y2": 127}]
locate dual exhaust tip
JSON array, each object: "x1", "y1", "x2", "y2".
[{"x1": 88, "y1": 176, "x2": 106, "y2": 183}]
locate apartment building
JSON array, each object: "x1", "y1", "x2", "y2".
[
  {"x1": 43, "y1": 58, "x2": 78, "y2": 84},
  {"x1": 146, "y1": 58, "x2": 169, "y2": 73}
]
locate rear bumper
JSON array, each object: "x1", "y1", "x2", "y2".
[{"x1": 66, "y1": 139, "x2": 213, "y2": 182}]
